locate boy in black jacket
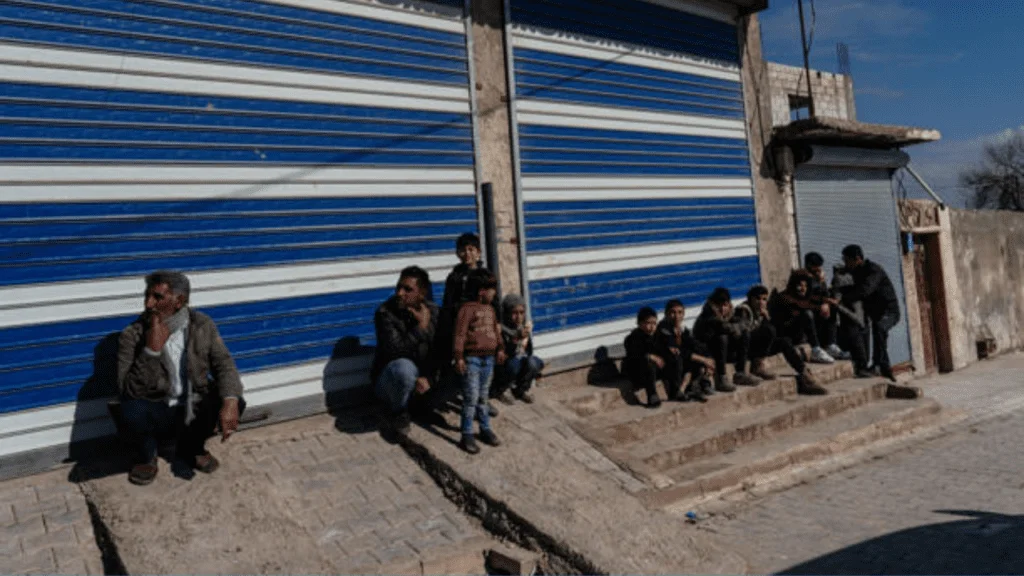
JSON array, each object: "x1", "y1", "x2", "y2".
[
  {"x1": 656, "y1": 300, "x2": 714, "y2": 403},
  {"x1": 623, "y1": 307, "x2": 664, "y2": 408}
]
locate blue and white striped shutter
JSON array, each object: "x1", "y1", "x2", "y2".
[
  {"x1": 0, "y1": 0, "x2": 474, "y2": 460},
  {"x1": 508, "y1": 0, "x2": 761, "y2": 362}
]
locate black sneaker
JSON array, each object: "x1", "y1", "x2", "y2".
[
  {"x1": 460, "y1": 434, "x2": 480, "y2": 454},
  {"x1": 488, "y1": 402, "x2": 499, "y2": 418},
  {"x1": 700, "y1": 378, "x2": 715, "y2": 396},
  {"x1": 855, "y1": 368, "x2": 876, "y2": 379},
  {"x1": 646, "y1": 394, "x2": 662, "y2": 409},
  {"x1": 496, "y1": 391, "x2": 516, "y2": 406},
  {"x1": 479, "y1": 429, "x2": 501, "y2": 447},
  {"x1": 879, "y1": 367, "x2": 897, "y2": 383},
  {"x1": 513, "y1": 389, "x2": 535, "y2": 404}
]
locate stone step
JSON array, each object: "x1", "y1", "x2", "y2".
[
  {"x1": 577, "y1": 362, "x2": 854, "y2": 447},
  {"x1": 636, "y1": 397, "x2": 944, "y2": 512},
  {"x1": 552, "y1": 356, "x2": 852, "y2": 421},
  {"x1": 607, "y1": 377, "x2": 890, "y2": 476}
]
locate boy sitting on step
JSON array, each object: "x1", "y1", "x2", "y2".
[
  {"x1": 656, "y1": 300, "x2": 715, "y2": 403},
  {"x1": 493, "y1": 294, "x2": 544, "y2": 405},
  {"x1": 623, "y1": 307, "x2": 664, "y2": 409}
]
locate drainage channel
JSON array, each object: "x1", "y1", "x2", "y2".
[
  {"x1": 81, "y1": 488, "x2": 128, "y2": 576},
  {"x1": 396, "y1": 436, "x2": 600, "y2": 576}
]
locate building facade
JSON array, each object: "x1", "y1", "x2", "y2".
[{"x1": 0, "y1": 0, "x2": 770, "y2": 473}]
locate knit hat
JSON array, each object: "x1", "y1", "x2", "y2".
[{"x1": 502, "y1": 293, "x2": 525, "y2": 316}]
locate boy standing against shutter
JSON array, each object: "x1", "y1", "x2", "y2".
[{"x1": 453, "y1": 269, "x2": 506, "y2": 454}]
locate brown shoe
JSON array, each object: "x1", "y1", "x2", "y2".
[
  {"x1": 194, "y1": 452, "x2": 220, "y2": 474},
  {"x1": 797, "y1": 372, "x2": 828, "y2": 395},
  {"x1": 128, "y1": 460, "x2": 158, "y2": 486},
  {"x1": 750, "y1": 359, "x2": 777, "y2": 381}
]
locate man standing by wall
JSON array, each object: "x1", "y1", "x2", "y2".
[
  {"x1": 838, "y1": 245, "x2": 901, "y2": 381},
  {"x1": 117, "y1": 271, "x2": 244, "y2": 485}
]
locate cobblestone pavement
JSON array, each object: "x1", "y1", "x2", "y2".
[
  {"x1": 79, "y1": 411, "x2": 491, "y2": 574},
  {"x1": 0, "y1": 470, "x2": 104, "y2": 575},
  {"x1": 698, "y1": 355, "x2": 1024, "y2": 574}
]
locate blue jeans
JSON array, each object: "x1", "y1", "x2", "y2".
[
  {"x1": 504, "y1": 354, "x2": 544, "y2": 393},
  {"x1": 460, "y1": 356, "x2": 494, "y2": 436},
  {"x1": 375, "y1": 358, "x2": 419, "y2": 415}
]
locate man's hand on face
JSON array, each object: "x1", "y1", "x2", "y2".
[
  {"x1": 415, "y1": 377, "x2": 431, "y2": 394},
  {"x1": 409, "y1": 302, "x2": 431, "y2": 330},
  {"x1": 820, "y1": 303, "x2": 832, "y2": 319},
  {"x1": 146, "y1": 313, "x2": 171, "y2": 353},
  {"x1": 219, "y1": 398, "x2": 240, "y2": 442}
]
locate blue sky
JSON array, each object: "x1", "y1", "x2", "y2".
[{"x1": 759, "y1": 0, "x2": 1024, "y2": 206}]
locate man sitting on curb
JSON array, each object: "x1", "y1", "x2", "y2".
[
  {"x1": 736, "y1": 285, "x2": 828, "y2": 395},
  {"x1": 371, "y1": 266, "x2": 440, "y2": 437},
  {"x1": 117, "y1": 271, "x2": 245, "y2": 485},
  {"x1": 692, "y1": 287, "x2": 759, "y2": 392}
]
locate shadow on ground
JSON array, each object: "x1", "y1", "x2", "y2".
[{"x1": 779, "y1": 510, "x2": 1024, "y2": 575}]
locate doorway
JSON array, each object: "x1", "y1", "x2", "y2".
[{"x1": 912, "y1": 233, "x2": 953, "y2": 373}]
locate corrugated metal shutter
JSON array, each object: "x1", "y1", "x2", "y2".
[
  {"x1": 507, "y1": 0, "x2": 760, "y2": 363},
  {"x1": 793, "y1": 164, "x2": 913, "y2": 366},
  {"x1": 0, "y1": 0, "x2": 475, "y2": 460}
]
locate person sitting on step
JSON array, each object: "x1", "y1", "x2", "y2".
[
  {"x1": 623, "y1": 307, "x2": 664, "y2": 408},
  {"x1": 736, "y1": 285, "x2": 828, "y2": 396},
  {"x1": 655, "y1": 299, "x2": 714, "y2": 403},
  {"x1": 769, "y1": 270, "x2": 837, "y2": 364},
  {"x1": 492, "y1": 293, "x2": 544, "y2": 405},
  {"x1": 802, "y1": 252, "x2": 851, "y2": 360},
  {"x1": 692, "y1": 287, "x2": 757, "y2": 392}
]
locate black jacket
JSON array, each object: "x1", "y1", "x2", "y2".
[
  {"x1": 845, "y1": 260, "x2": 900, "y2": 319},
  {"x1": 624, "y1": 328, "x2": 660, "y2": 361},
  {"x1": 693, "y1": 301, "x2": 743, "y2": 343},
  {"x1": 655, "y1": 319, "x2": 702, "y2": 359},
  {"x1": 371, "y1": 296, "x2": 439, "y2": 384},
  {"x1": 442, "y1": 261, "x2": 482, "y2": 312}
]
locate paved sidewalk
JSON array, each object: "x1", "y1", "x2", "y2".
[
  {"x1": 405, "y1": 400, "x2": 749, "y2": 575},
  {"x1": 696, "y1": 351, "x2": 1024, "y2": 574},
  {"x1": 0, "y1": 470, "x2": 104, "y2": 575},
  {"x1": 78, "y1": 410, "x2": 492, "y2": 574}
]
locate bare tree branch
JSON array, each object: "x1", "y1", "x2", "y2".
[{"x1": 961, "y1": 131, "x2": 1024, "y2": 211}]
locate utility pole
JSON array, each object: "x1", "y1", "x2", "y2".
[{"x1": 797, "y1": 0, "x2": 816, "y2": 117}]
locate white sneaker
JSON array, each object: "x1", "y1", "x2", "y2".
[
  {"x1": 826, "y1": 344, "x2": 851, "y2": 360},
  {"x1": 810, "y1": 347, "x2": 836, "y2": 364}
]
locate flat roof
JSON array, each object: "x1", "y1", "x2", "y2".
[{"x1": 773, "y1": 117, "x2": 942, "y2": 149}]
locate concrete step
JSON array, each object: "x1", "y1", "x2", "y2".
[
  {"x1": 608, "y1": 377, "x2": 890, "y2": 476},
  {"x1": 636, "y1": 397, "x2": 944, "y2": 512},
  {"x1": 577, "y1": 362, "x2": 854, "y2": 447}
]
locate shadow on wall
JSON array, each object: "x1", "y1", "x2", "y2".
[
  {"x1": 67, "y1": 331, "x2": 131, "y2": 482},
  {"x1": 778, "y1": 510, "x2": 1024, "y2": 575}
]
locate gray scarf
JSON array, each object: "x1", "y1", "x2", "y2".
[{"x1": 160, "y1": 307, "x2": 195, "y2": 424}]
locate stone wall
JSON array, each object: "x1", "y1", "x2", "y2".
[
  {"x1": 767, "y1": 62, "x2": 856, "y2": 127},
  {"x1": 949, "y1": 208, "x2": 1024, "y2": 359}
]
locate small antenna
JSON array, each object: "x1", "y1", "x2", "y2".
[
  {"x1": 837, "y1": 42, "x2": 851, "y2": 76},
  {"x1": 797, "y1": 0, "x2": 816, "y2": 117}
]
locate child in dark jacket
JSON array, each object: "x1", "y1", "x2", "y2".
[
  {"x1": 493, "y1": 294, "x2": 544, "y2": 404},
  {"x1": 453, "y1": 269, "x2": 506, "y2": 454},
  {"x1": 623, "y1": 307, "x2": 664, "y2": 408},
  {"x1": 656, "y1": 300, "x2": 714, "y2": 403}
]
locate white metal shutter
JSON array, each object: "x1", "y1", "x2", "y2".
[
  {"x1": 793, "y1": 164, "x2": 913, "y2": 366},
  {"x1": 507, "y1": 0, "x2": 760, "y2": 365},
  {"x1": 0, "y1": 0, "x2": 475, "y2": 466}
]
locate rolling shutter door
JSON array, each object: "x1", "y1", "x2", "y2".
[
  {"x1": 793, "y1": 158, "x2": 913, "y2": 366},
  {"x1": 0, "y1": 0, "x2": 475, "y2": 461},
  {"x1": 507, "y1": 0, "x2": 760, "y2": 363}
]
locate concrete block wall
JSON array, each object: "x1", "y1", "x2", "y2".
[{"x1": 767, "y1": 62, "x2": 856, "y2": 127}]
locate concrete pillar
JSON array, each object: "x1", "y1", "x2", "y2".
[
  {"x1": 738, "y1": 14, "x2": 799, "y2": 290},
  {"x1": 938, "y1": 208, "x2": 971, "y2": 369},
  {"x1": 469, "y1": 0, "x2": 522, "y2": 296}
]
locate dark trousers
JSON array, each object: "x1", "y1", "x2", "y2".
[
  {"x1": 779, "y1": 309, "x2": 837, "y2": 350},
  {"x1": 844, "y1": 310, "x2": 900, "y2": 372},
  {"x1": 750, "y1": 323, "x2": 807, "y2": 375},
  {"x1": 491, "y1": 354, "x2": 544, "y2": 398},
  {"x1": 120, "y1": 395, "x2": 245, "y2": 464},
  {"x1": 623, "y1": 357, "x2": 659, "y2": 399},
  {"x1": 707, "y1": 331, "x2": 751, "y2": 375},
  {"x1": 659, "y1": 352, "x2": 708, "y2": 399}
]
